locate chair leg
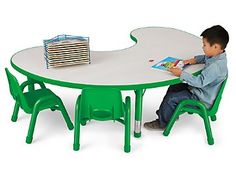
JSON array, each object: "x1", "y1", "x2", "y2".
[
  {"x1": 202, "y1": 111, "x2": 214, "y2": 145},
  {"x1": 58, "y1": 100, "x2": 74, "y2": 130},
  {"x1": 50, "y1": 107, "x2": 56, "y2": 112},
  {"x1": 210, "y1": 115, "x2": 217, "y2": 121},
  {"x1": 124, "y1": 97, "x2": 131, "y2": 153},
  {"x1": 80, "y1": 119, "x2": 87, "y2": 126},
  {"x1": 124, "y1": 112, "x2": 131, "y2": 153},
  {"x1": 11, "y1": 102, "x2": 20, "y2": 122},
  {"x1": 26, "y1": 109, "x2": 39, "y2": 144},
  {"x1": 73, "y1": 97, "x2": 81, "y2": 151},
  {"x1": 73, "y1": 116, "x2": 81, "y2": 151},
  {"x1": 163, "y1": 105, "x2": 181, "y2": 136}
]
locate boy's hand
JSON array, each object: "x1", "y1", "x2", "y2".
[
  {"x1": 184, "y1": 58, "x2": 197, "y2": 65},
  {"x1": 169, "y1": 67, "x2": 182, "y2": 77}
]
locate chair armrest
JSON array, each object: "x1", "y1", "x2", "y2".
[
  {"x1": 180, "y1": 99, "x2": 207, "y2": 110},
  {"x1": 34, "y1": 94, "x2": 58, "y2": 109}
]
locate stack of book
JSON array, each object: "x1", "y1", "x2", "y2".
[{"x1": 44, "y1": 34, "x2": 90, "y2": 68}]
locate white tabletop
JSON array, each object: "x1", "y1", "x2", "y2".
[{"x1": 11, "y1": 27, "x2": 204, "y2": 90}]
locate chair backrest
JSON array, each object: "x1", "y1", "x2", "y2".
[
  {"x1": 79, "y1": 88, "x2": 124, "y2": 121},
  {"x1": 209, "y1": 78, "x2": 227, "y2": 115},
  {"x1": 5, "y1": 68, "x2": 29, "y2": 110}
]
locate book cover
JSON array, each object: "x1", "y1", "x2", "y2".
[{"x1": 152, "y1": 57, "x2": 188, "y2": 71}]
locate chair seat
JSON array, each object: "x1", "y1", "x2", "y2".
[{"x1": 24, "y1": 88, "x2": 57, "y2": 109}]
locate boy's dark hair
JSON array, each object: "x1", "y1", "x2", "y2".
[{"x1": 201, "y1": 25, "x2": 229, "y2": 49}]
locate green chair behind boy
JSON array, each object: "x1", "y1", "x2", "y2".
[
  {"x1": 5, "y1": 68, "x2": 74, "y2": 144},
  {"x1": 163, "y1": 79, "x2": 227, "y2": 145},
  {"x1": 73, "y1": 88, "x2": 131, "y2": 152}
]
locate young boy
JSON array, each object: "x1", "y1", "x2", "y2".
[{"x1": 144, "y1": 25, "x2": 229, "y2": 130}]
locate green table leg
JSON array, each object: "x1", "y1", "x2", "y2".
[{"x1": 134, "y1": 89, "x2": 145, "y2": 138}]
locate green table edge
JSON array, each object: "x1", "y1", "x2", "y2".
[{"x1": 10, "y1": 27, "x2": 201, "y2": 90}]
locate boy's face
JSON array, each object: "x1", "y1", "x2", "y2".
[{"x1": 202, "y1": 38, "x2": 223, "y2": 57}]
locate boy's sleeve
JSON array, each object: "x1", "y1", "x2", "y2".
[
  {"x1": 180, "y1": 63, "x2": 219, "y2": 88},
  {"x1": 195, "y1": 55, "x2": 206, "y2": 64}
]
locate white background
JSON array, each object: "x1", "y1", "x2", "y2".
[{"x1": 0, "y1": 0, "x2": 235, "y2": 176}]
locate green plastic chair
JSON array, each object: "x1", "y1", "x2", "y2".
[
  {"x1": 163, "y1": 79, "x2": 227, "y2": 145},
  {"x1": 73, "y1": 88, "x2": 131, "y2": 152},
  {"x1": 5, "y1": 68, "x2": 74, "y2": 144}
]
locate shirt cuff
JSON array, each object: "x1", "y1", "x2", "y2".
[{"x1": 195, "y1": 55, "x2": 205, "y2": 64}]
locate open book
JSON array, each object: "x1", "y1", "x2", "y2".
[{"x1": 152, "y1": 57, "x2": 188, "y2": 71}]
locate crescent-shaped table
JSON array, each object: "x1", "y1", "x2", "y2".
[{"x1": 11, "y1": 27, "x2": 204, "y2": 137}]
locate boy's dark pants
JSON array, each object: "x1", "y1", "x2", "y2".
[{"x1": 156, "y1": 83, "x2": 199, "y2": 128}]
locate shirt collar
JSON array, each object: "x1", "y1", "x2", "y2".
[{"x1": 207, "y1": 51, "x2": 226, "y2": 61}]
